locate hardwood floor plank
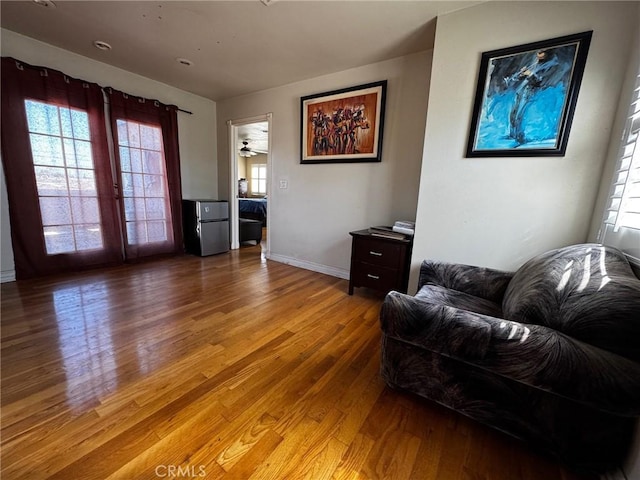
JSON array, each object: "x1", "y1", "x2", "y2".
[
  {"x1": 333, "y1": 370, "x2": 386, "y2": 447},
  {"x1": 1, "y1": 249, "x2": 600, "y2": 479},
  {"x1": 330, "y1": 433, "x2": 376, "y2": 480},
  {"x1": 103, "y1": 407, "x2": 230, "y2": 480},
  {"x1": 360, "y1": 392, "x2": 414, "y2": 479},
  {"x1": 98, "y1": 344, "x2": 225, "y2": 415},
  {"x1": 45, "y1": 418, "x2": 163, "y2": 480},
  {"x1": 292, "y1": 437, "x2": 348, "y2": 480},
  {"x1": 433, "y1": 419, "x2": 474, "y2": 480},
  {"x1": 215, "y1": 412, "x2": 279, "y2": 472},
  {"x1": 220, "y1": 428, "x2": 283, "y2": 479},
  {"x1": 246, "y1": 414, "x2": 320, "y2": 480}
]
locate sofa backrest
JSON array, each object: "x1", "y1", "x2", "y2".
[{"x1": 502, "y1": 244, "x2": 640, "y2": 362}]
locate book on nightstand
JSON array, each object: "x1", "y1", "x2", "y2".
[{"x1": 368, "y1": 226, "x2": 409, "y2": 240}]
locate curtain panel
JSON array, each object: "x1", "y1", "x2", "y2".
[{"x1": 1, "y1": 57, "x2": 122, "y2": 279}]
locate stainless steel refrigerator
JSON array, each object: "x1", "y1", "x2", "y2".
[{"x1": 182, "y1": 200, "x2": 229, "y2": 256}]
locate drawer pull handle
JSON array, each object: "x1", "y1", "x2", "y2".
[
  {"x1": 367, "y1": 274, "x2": 380, "y2": 280},
  {"x1": 369, "y1": 251, "x2": 383, "y2": 256}
]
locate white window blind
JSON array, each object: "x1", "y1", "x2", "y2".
[
  {"x1": 601, "y1": 66, "x2": 640, "y2": 264},
  {"x1": 604, "y1": 70, "x2": 640, "y2": 231}
]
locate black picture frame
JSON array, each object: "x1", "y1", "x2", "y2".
[
  {"x1": 466, "y1": 31, "x2": 592, "y2": 157},
  {"x1": 300, "y1": 80, "x2": 387, "y2": 164}
]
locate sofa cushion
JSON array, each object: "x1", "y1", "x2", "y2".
[
  {"x1": 416, "y1": 284, "x2": 503, "y2": 318},
  {"x1": 502, "y1": 244, "x2": 640, "y2": 361}
]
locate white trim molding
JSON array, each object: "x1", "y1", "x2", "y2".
[
  {"x1": 228, "y1": 113, "x2": 272, "y2": 252},
  {"x1": 1, "y1": 269, "x2": 16, "y2": 283},
  {"x1": 267, "y1": 253, "x2": 349, "y2": 280}
]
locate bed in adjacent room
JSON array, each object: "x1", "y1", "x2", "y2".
[{"x1": 239, "y1": 197, "x2": 267, "y2": 226}]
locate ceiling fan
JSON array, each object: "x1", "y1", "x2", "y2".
[{"x1": 239, "y1": 140, "x2": 257, "y2": 157}]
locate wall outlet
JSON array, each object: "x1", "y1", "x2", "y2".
[{"x1": 279, "y1": 180, "x2": 288, "y2": 189}]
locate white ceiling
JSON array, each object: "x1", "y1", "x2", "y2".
[
  {"x1": 237, "y1": 121, "x2": 269, "y2": 154},
  {"x1": 0, "y1": 0, "x2": 480, "y2": 102}
]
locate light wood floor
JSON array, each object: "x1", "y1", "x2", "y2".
[{"x1": 1, "y1": 245, "x2": 597, "y2": 480}]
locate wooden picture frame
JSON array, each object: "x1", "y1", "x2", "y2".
[
  {"x1": 301, "y1": 81, "x2": 387, "y2": 164},
  {"x1": 466, "y1": 31, "x2": 592, "y2": 157}
]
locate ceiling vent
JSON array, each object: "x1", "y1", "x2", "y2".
[
  {"x1": 33, "y1": 0, "x2": 56, "y2": 8},
  {"x1": 93, "y1": 40, "x2": 112, "y2": 51}
]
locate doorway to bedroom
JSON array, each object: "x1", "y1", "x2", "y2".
[{"x1": 228, "y1": 114, "x2": 271, "y2": 257}]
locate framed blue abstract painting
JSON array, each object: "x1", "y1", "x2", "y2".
[{"x1": 466, "y1": 31, "x2": 592, "y2": 157}]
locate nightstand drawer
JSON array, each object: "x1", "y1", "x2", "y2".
[
  {"x1": 351, "y1": 262, "x2": 399, "y2": 292},
  {"x1": 348, "y1": 228, "x2": 413, "y2": 296},
  {"x1": 353, "y1": 237, "x2": 402, "y2": 267}
]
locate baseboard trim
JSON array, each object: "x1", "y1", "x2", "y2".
[
  {"x1": 267, "y1": 253, "x2": 349, "y2": 280},
  {"x1": 1, "y1": 269, "x2": 16, "y2": 283}
]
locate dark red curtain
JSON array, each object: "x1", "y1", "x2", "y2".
[
  {"x1": 105, "y1": 88, "x2": 183, "y2": 260},
  {"x1": 1, "y1": 57, "x2": 122, "y2": 279}
]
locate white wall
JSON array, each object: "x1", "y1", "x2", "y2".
[
  {"x1": 0, "y1": 29, "x2": 218, "y2": 281},
  {"x1": 411, "y1": 1, "x2": 638, "y2": 292},
  {"x1": 217, "y1": 51, "x2": 431, "y2": 278}
]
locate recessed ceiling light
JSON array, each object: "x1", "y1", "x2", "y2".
[
  {"x1": 93, "y1": 40, "x2": 112, "y2": 51},
  {"x1": 33, "y1": 0, "x2": 56, "y2": 7},
  {"x1": 176, "y1": 58, "x2": 193, "y2": 66}
]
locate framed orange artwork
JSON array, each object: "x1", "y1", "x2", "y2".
[{"x1": 301, "y1": 80, "x2": 387, "y2": 164}]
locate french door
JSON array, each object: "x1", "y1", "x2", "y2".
[
  {"x1": 113, "y1": 118, "x2": 175, "y2": 258},
  {"x1": 1, "y1": 57, "x2": 182, "y2": 279},
  {"x1": 21, "y1": 101, "x2": 176, "y2": 273}
]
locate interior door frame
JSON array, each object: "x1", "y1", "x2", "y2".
[{"x1": 227, "y1": 113, "x2": 272, "y2": 252}]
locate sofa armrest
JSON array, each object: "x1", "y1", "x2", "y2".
[
  {"x1": 380, "y1": 291, "x2": 640, "y2": 416},
  {"x1": 381, "y1": 290, "x2": 493, "y2": 360},
  {"x1": 418, "y1": 261, "x2": 513, "y2": 303}
]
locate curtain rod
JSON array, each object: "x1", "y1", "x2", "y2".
[
  {"x1": 8, "y1": 57, "x2": 195, "y2": 116},
  {"x1": 102, "y1": 86, "x2": 193, "y2": 115}
]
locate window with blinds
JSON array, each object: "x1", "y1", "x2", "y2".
[
  {"x1": 604, "y1": 69, "x2": 640, "y2": 231},
  {"x1": 601, "y1": 66, "x2": 640, "y2": 263}
]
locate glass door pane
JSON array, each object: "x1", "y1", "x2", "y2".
[
  {"x1": 115, "y1": 119, "x2": 173, "y2": 246},
  {"x1": 25, "y1": 100, "x2": 104, "y2": 255}
]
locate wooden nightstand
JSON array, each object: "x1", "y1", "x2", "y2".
[{"x1": 348, "y1": 229, "x2": 413, "y2": 295}]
